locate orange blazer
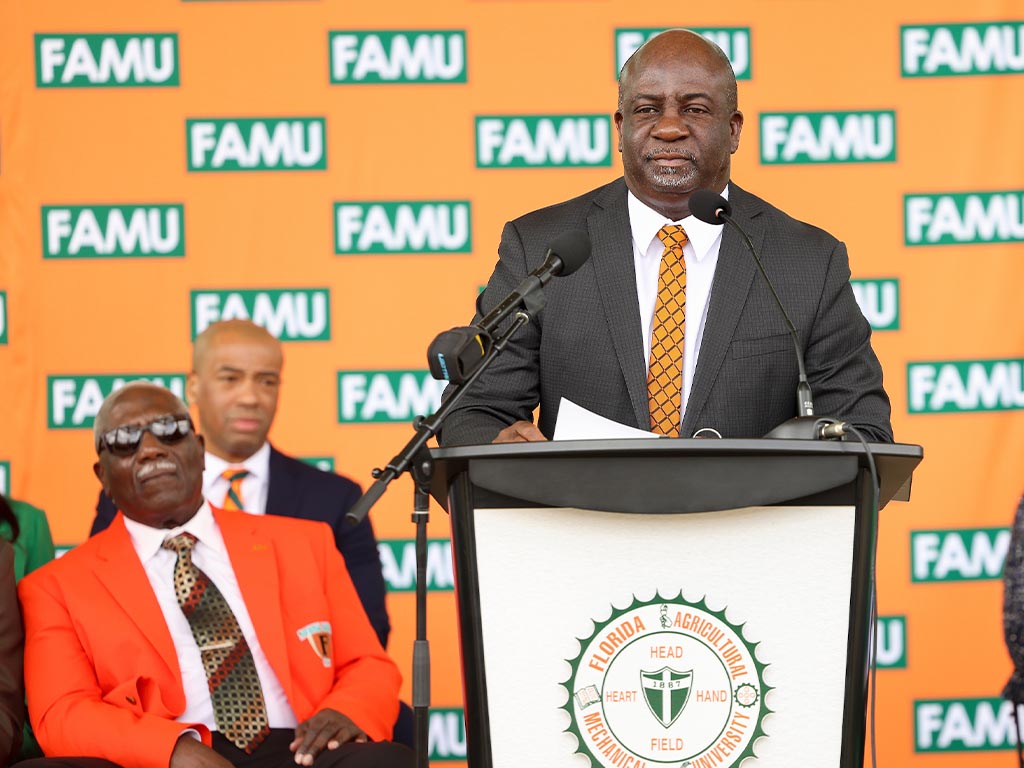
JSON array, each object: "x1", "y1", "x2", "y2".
[{"x1": 18, "y1": 508, "x2": 400, "y2": 768}]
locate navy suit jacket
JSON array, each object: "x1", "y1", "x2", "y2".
[{"x1": 91, "y1": 445, "x2": 390, "y2": 648}]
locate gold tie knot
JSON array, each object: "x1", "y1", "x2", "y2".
[
  {"x1": 162, "y1": 532, "x2": 198, "y2": 555},
  {"x1": 658, "y1": 224, "x2": 688, "y2": 250}
]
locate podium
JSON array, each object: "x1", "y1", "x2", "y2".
[{"x1": 429, "y1": 438, "x2": 922, "y2": 768}]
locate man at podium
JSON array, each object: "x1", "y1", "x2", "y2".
[{"x1": 440, "y1": 29, "x2": 892, "y2": 447}]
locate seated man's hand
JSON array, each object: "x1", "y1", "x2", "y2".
[
  {"x1": 290, "y1": 708, "x2": 367, "y2": 765},
  {"x1": 493, "y1": 420, "x2": 547, "y2": 443},
  {"x1": 169, "y1": 734, "x2": 234, "y2": 768}
]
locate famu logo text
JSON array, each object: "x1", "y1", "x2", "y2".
[
  {"x1": 0, "y1": 292, "x2": 7, "y2": 345},
  {"x1": 36, "y1": 34, "x2": 178, "y2": 87},
  {"x1": 615, "y1": 28, "x2": 751, "y2": 80},
  {"x1": 876, "y1": 616, "x2": 907, "y2": 669},
  {"x1": 905, "y1": 191, "x2": 1024, "y2": 245},
  {"x1": 330, "y1": 31, "x2": 466, "y2": 83},
  {"x1": 916, "y1": 698, "x2": 1022, "y2": 752},
  {"x1": 760, "y1": 111, "x2": 896, "y2": 164},
  {"x1": 562, "y1": 593, "x2": 770, "y2": 768},
  {"x1": 188, "y1": 119, "x2": 326, "y2": 171},
  {"x1": 0, "y1": 462, "x2": 9, "y2": 497},
  {"x1": 335, "y1": 202, "x2": 471, "y2": 254},
  {"x1": 49, "y1": 374, "x2": 187, "y2": 429},
  {"x1": 908, "y1": 359, "x2": 1024, "y2": 413},
  {"x1": 902, "y1": 23, "x2": 1024, "y2": 77},
  {"x1": 191, "y1": 290, "x2": 330, "y2": 341},
  {"x1": 476, "y1": 116, "x2": 611, "y2": 168},
  {"x1": 378, "y1": 539, "x2": 454, "y2": 592},
  {"x1": 338, "y1": 370, "x2": 445, "y2": 424},
  {"x1": 42, "y1": 205, "x2": 184, "y2": 258},
  {"x1": 912, "y1": 528, "x2": 1009, "y2": 582},
  {"x1": 851, "y1": 279, "x2": 899, "y2": 331},
  {"x1": 428, "y1": 708, "x2": 467, "y2": 761}
]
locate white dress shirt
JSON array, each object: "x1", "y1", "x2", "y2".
[
  {"x1": 628, "y1": 185, "x2": 729, "y2": 418},
  {"x1": 203, "y1": 442, "x2": 271, "y2": 514},
  {"x1": 122, "y1": 501, "x2": 298, "y2": 730}
]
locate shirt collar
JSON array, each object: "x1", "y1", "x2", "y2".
[
  {"x1": 123, "y1": 499, "x2": 226, "y2": 565},
  {"x1": 627, "y1": 184, "x2": 730, "y2": 262},
  {"x1": 203, "y1": 441, "x2": 271, "y2": 485}
]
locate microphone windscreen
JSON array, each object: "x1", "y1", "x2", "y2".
[
  {"x1": 548, "y1": 230, "x2": 592, "y2": 276},
  {"x1": 689, "y1": 189, "x2": 732, "y2": 225}
]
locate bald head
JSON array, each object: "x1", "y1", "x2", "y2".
[{"x1": 193, "y1": 320, "x2": 281, "y2": 374}]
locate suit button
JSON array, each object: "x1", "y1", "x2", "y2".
[{"x1": 126, "y1": 696, "x2": 137, "y2": 705}]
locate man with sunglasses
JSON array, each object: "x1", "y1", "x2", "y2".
[
  {"x1": 18, "y1": 382, "x2": 413, "y2": 768},
  {"x1": 90, "y1": 320, "x2": 391, "y2": 650}
]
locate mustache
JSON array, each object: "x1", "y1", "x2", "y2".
[
  {"x1": 643, "y1": 148, "x2": 697, "y2": 162},
  {"x1": 136, "y1": 459, "x2": 177, "y2": 480}
]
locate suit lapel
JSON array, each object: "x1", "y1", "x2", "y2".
[
  {"x1": 94, "y1": 517, "x2": 181, "y2": 683},
  {"x1": 589, "y1": 179, "x2": 649, "y2": 428},
  {"x1": 681, "y1": 185, "x2": 762, "y2": 437},
  {"x1": 215, "y1": 508, "x2": 293, "y2": 699},
  {"x1": 264, "y1": 446, "x2": 295, "y2": 518}
]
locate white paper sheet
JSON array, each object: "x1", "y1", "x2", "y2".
[{"x1": 552, "y1": 397, "x2": 665, "y2": 441}]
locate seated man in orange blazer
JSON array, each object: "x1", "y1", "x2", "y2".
[{"x1": 18, "y1": 382, "x2": 412, "y2": 768}]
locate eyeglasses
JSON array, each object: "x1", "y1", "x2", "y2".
[{"x1": 96, "y1": 414, "x2": 195, "y2": 457}]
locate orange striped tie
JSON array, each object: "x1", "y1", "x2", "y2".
[
  {"x1": 221, "y1": 469, "x2": 249, "y2": 511},
  {"x1": 648, "y1": 225, "x2": 688, "y2": 437}
]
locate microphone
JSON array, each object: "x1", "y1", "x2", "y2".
[
  {"x1": 689, "y1": 189, "x2": 845, "y2": 440},
  {"x1": 428, "y1": 229, "x2": 592, "y2": 384}
]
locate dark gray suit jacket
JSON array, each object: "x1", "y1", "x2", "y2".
[{"x1": 440, "y1": 178, "x2": 892, "y2": 445}]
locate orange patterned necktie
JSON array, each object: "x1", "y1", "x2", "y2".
[
  {"x1": 221, "y1": 469, "x2": 249, "y2": 511},
  {"x1": 163, "y1": 532, "x2": 270, "y2": 753},
  {"x1": 648, "y1": 224, "x2": 688, "y2": 437}
]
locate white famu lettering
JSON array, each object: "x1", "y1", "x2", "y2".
[
  {"x1": 906, "y1": 194, "x2": 1024, "y2": 244},
  {"x1": 0, "y1": 294, "x2": 6, "y2": 340},
  {"x1": 917, "y1": 700, "x2": 1017, "y2": 750},
  {"x1": 701, "y1": 29, "x2": 749, "y2": 77},
  {"x1": 338, "y1": 204, "x2": 468, "y2": 252},
  {"x1": 333, "y1": 33, "x2": 464, "y2": 81},
  {"x1": 851, "y1": 281, "x2": 898, "y2": 329},
  {"x1": 910, "y1": 361, "x2": 1024, "y2": 412},
  {"x1": 428, "y1": 711, "x2": 467, "y2": 759},
  {"x1": 904, "y1": 25, "x2": 1024, "y2": 75},
  {"x1": 339, "y1": 373, "x2": 445, "y2": 422},
  {"x1": 192, "y1": 121, "x2": 323, "y2": 169},
  {"x1": 40, "y1": 36, "x2": 175, "y2": 85},
  {"x1": 875, "y1": 619, "x2": 904, "y2": 667},
  {"x1": 762, "y1": 114, "x2": 894, "y2": 162},
  {"x1": 913, "y1": 530, "x2": 1010, "y2": 580},
  {"x1": 54, "y1": 208, "x2": 180, "y2": 256},
  {"x1": 480, "y1": 118, "x2": 608, "y2": 165},
  {"x1": 379, "y1": 542, "x2": 416, "y2": 589},
  {"x1": 251, "y1": 293, "x2": 327, "y2": 339}
]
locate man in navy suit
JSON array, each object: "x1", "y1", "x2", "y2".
[{"x1": 90, "y1": 320, "x2": 390, "y2": 647}]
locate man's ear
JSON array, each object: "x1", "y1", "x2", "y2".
[
  {"x1": 186, "y1": 372, "x2": 199, "y2": 404},
  {"x1": 197, "y1": 434, "x2": 205, "y2": 469},
  {"x1": 93, "y1": 460, "x2": 110, "y2": 499}
]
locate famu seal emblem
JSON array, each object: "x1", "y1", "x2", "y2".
[{"x1": 561, "y1": 593, "x2": 771, "y2": 768}]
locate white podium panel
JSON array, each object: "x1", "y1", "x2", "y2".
[{"x1": 472, "y1": 504, "x2": 855, "y2": 768}]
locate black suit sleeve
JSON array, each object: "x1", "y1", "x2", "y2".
[
  {"x1": 89, "y1": 491, "x2": 118, "y2": 537},
  {"x1": 0, "y1": 542, "x2": 24, "y2": 766}
]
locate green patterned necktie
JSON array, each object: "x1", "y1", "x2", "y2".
[{"x1": 163, "y1": 532, "x2": 270, "y2": 752}]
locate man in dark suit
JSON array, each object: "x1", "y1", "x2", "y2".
[
  {"x1": 0, "y1": 539, "x2": 24, "y2": 767},
  {"x1": 440, "y1": 28, "x2": 892, "y2": 447},
  {"x1": 91, "y1": 320, "x2": 390, "y2": 647}
]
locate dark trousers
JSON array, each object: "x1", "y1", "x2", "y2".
[{"x1": 14, "y1": 730, "x2": 415, "y2": 768}]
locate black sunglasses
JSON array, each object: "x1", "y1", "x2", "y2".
[{"x1": 96, "y1": 414, "x2": 195, "y2": 457}]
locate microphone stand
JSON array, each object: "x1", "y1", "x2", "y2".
[{"x1": 346, "y1": 298, "x2": 540, "y2": 768}]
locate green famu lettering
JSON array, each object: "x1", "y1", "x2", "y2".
[
  {"x1": 916, "y1": 698, "x2": 1020, "y2": 751},
  {"x1": 902, "y1": 23, "x2": 1024, "y2": 77},
  {"x1": 330, "y1": 31, "x2": 467, "y2": 83},
  {"x1": 0, "y1": 462, "x2": 9, "y2": 497},
  {"x1": 334, "y1": 201, "x2": 472, "y2": 254},
  {"x1": 35, "y1": 34, "x2": 179, "y2": 88},
  {"x1": 476, "y1": 115, "x2": 611, "y2": 168},
  {"x1": 428, "y1": 708, "x2": 467, "y2": 760},
  {"x1": 875, "y1": 616, "x2": 907, "y2": 668},
  {"x1": 0, "y1": 291, "x2": 7, "y2": 345},
  {"x1": 908, "y1": 359, "x2": 1024, "y2": 413},
  {"x1": 191, "y1": 289, "x2": 331, "y2": 341},
  {"x1": 905, "y1": 192, "x2": 1024, "y2": 245},
  {"x1": 337, "y1": 370, "x2": 446, "y2": 423},
  {"x1": 187, "y1": 118, "x2": 327, "y2": 171},
  {"x1": 850, "y1": 279, "x2": 899, "y2": 331},
  {"x1": 377, "y1": 540, "x2": 454, "y2": 592},
  {"x1": 614, "y1": 28, "x2": 752, "y2": 79},
  {"x1": 48, "y1": 374, "x2": 187, "y2": 429},
  {"x1": 299, "y1": 456, "x2": 335, "y2": 473},
  {"x1": 911, "y1": 528, "x2": 1010, "y2": 582},
  {"x1": 42, "y1": 205, "x2": 185, "y2": 258},
  {"x1": 760, "y1": 111, "x2": 896, "y2": 164}
]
